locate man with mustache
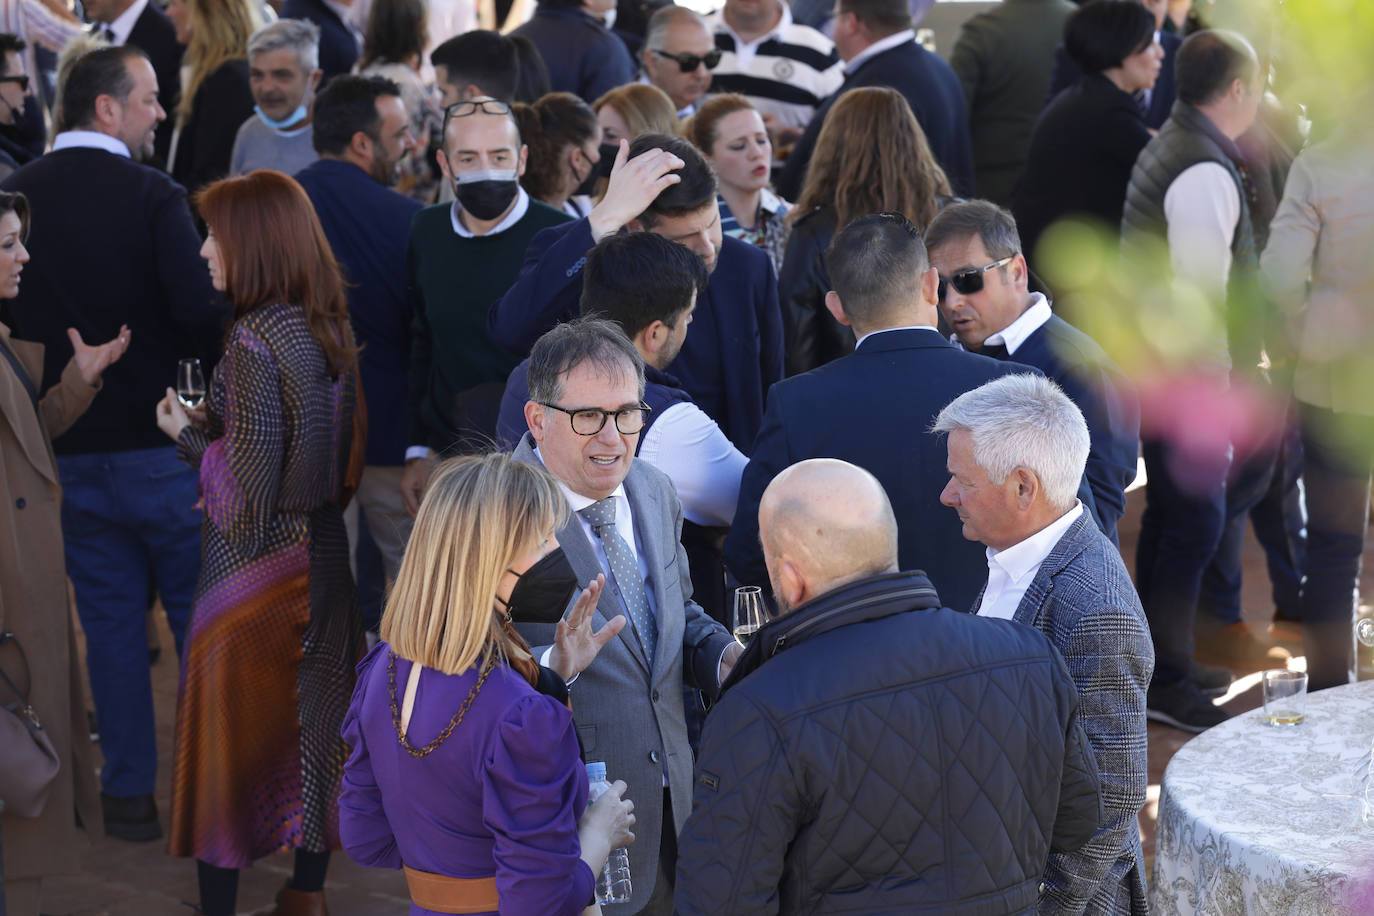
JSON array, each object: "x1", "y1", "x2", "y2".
[{"x1": 229, "y1": 19, "x2": 323, "y2": 177}]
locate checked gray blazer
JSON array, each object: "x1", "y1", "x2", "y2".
[
  {"x1": 512, "y1": 434, "x2": 735, "y2": 913},
  {"x1": 978, "y1": 511, "x2": 1155, "y2": 915}
]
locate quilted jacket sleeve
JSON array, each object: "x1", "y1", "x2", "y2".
[{"x1": 675, "y1": 691, "x2": 799, "y2": 914}]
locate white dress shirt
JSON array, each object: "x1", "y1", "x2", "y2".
[
  {"x1": 976, "y1": 502, "x2": 1084, "y2": 620},
  {"x1": 637, "y1": 401, "x2": 747, "y2": 527},
  {"x1": 52, "y1": 130, "x2": 131, "y2": 157},
  {"x1": 102, "y1": 0, "x2": 149, "y2": 45},
  {"x1": 843, "y1": 28, "x2": 915, "y2": 75},
  {"x1": 853, "y1": 323, "x2": 942, "y2": 350},
  {"x1": 949, "y1": 292, "x2": 1051, "y2": 355}
]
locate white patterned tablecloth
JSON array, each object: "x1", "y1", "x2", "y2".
[{"x1": 1151, "y1": 679, "x2": 1374, "y2": 914}]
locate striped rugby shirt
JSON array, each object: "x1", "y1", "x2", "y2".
[{"x1": 709, "y1": 5, "x2": 843, "y2": 130}]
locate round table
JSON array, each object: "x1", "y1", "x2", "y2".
[{"x1": 1151, "y1": 679, "x2": 1374, "y2": 914}]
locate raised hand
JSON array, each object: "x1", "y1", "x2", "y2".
[
  {"x1": 69, "y1": 325, "x2": 130, "y2": 386},
  {"x1": 549, "y1": 574, "x2": 625, "y2": 682},
  {"x1": 587, "y1": 139, "x2": 684, "y2": 242}
]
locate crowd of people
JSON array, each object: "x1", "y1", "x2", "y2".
[{"x1": 0, "y1": 0, "x2": 1369, "y2": 913}]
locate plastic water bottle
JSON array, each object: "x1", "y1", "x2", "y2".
[{"x1": 585, "y1": 761, "x2": 632, "y2": 905}]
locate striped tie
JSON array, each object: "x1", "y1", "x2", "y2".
[{"x1": 579, "y1": 497, "x2": 657, "y2": 663}]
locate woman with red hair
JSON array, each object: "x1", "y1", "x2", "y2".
[{"x1": 155, "y1": 169, "x2": 365, "y2": 916}]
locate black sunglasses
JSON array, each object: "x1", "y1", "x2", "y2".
[
  {"x1": 938, "y1": 255, "x2": 1014, "y2": 302},
  {"x1": 0, "y1": 75, "x2": 28, "y2": 91},
  {"x1": 651, "y1": 48, "x2": 722, "y2": 73}
]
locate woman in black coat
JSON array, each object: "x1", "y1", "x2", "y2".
[{"x1": 1013, "y1": 1, "x2": 1162, "y2": 268}]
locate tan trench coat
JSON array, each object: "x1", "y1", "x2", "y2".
[{"x1": 0, "y1": 321, "x2": 102, "y2": 880}]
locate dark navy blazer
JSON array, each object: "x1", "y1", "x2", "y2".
[
  {"x1": 776, "y1": 39, "x2": 975, "y2": 200},
  {"x1": 1045, "y1": 30, "x2": 1182, "y2": 130},
  {"x1": 282, "y1": 0, "x2": 359, "y2": 83},
  {"x1": 296, "y1": 158, "x2": 423, "y2": 467},
  {"x1": 984, "y1": 314, "x2": 1140, "y2": 543},
  {"x1": 488, "y1": 219, "x2": 783, "y2": 453},
  {"x1": 723, "y1": 328, "x2": 1042, "y2": 613}
]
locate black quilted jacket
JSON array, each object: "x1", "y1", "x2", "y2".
[{"x1": 675, "y1": 571, "x2": 1102, "y2": 915}]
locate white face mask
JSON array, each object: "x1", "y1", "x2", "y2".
[{"x1": 255, "y1": 103, "x2": 308, "y2": 131}]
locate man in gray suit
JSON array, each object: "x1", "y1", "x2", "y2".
[
  {"x1": 934, "y1": 373, "x2": 1155, "y2": 915},
  {"x1": 512, "y1": 319, "x2": 740, "y2": 915}
]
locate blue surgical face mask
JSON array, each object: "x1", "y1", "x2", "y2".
[{"x1": 255, "y1": 103, "x2": 308, "y2": 131}]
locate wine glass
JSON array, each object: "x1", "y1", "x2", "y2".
[
  {"x1": 733, "y1": 586, "x2": 767, "y2": 648},
  {"x1": 1357, "y1": 618, "x2": 1374, "y2": 648},
  {"x1": 177, "y1": 358, "x2": 206, "y2": 410}
]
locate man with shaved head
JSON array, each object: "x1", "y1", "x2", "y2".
[{"x1": 676, "y1": 458, "x2": 1104, "y2": 913}]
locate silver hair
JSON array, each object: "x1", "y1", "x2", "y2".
[
  {"x1": 931, "y1": 373, "x2": 1089, "y2": 512},
  {"x1": 645, "y1": 5, "x2": 711, "y2": 49},
  {"x1": 248, "y1": 18, "x2": 320, "y2": 73}
]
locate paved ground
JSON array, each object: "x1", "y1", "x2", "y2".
[{"x1": 32, "y1": 483, "x2": 1374, "y2": 914}]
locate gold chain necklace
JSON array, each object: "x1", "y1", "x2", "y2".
[{"x1": 387, "y1": 651, "x2": 494, "y2": 758}]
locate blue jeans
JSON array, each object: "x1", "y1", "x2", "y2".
[
  {"x1": 59, "y1": 446, "x2": 202, "y2": 798},
  {"x1": 1136, "y1": 437, "x2": 1229, "y2": 687},
  {"x1": 1198, "y1": 423, "x2": 1306, "y2": 623}
]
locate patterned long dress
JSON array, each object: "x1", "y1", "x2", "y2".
[{"x1": 168, "y1": 302, "x2": 365, "y2": 869}]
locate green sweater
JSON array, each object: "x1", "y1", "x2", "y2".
[{"x1": 406, "y1": 198, "x2": 571, "y2": 454}]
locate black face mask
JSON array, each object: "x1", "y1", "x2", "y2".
[
  {"x1": 499, "y1": 547, "x2": 580, "y2": 624},
  {"x1": 570, "y1": 149, "x2": 600, "y2": 199},
  {"x1": 594, "y1": 143, "x2": 618, "y2": 180},
  {"x1": 454, "y1": 167, "x2": 520, "y2": 220}
]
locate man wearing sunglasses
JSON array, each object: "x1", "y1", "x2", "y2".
[
  {"x1": 640, "y1": 6, "x2": 717, "y2": 118},
  {"x1": 926, "y1": 200, "x2": 1139, "y2": 547},
  {"x1": 724, "y1": 213, "x2": 1043, "y2": 615}
]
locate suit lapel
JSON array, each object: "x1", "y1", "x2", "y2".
[
  {"x1": 1013, "y1": 514, "x2": 1093, "y2": 628},
  {"x1": 512, "y1": 434, "x2": 653, "y2": 677},
  {"x1": 625, "y1": 465, "x2": 679, "y2": 680}
]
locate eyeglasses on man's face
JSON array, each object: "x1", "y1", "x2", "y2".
[
  {"x1": 651, "y1": 48, "x2": 721, "y2": 73},
  {"x1": 541, "y1": 402, "x2": 652, "y2": 436},
  {"x1": 442, "y1": 98, "x2": 511, "y2": 131},
  {"x1": 0, "y1": 75, "x2": 28, "y2": 91},
  {"x1": 938, "y1": 255, "x2": 1014, "y2": 302}
]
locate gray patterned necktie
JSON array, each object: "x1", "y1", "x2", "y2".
[{"x1": 579, "y1": 497, "x2": 657, "y2": 662}]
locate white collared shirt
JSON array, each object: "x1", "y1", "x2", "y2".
[
  {"x1": 843, "y1": 28, "x2": 915, "y2": 75},
  {"x1": 447, "y1": 185, "x2": 530, "y2": 238},
  {"x1": 977, "y1": 502, "x2": 1084, "y2": 621},
  {"x1": 52, "y1": 130, "x2": 131, "y2": 158},
  {"x1": 853, "y1": 323, "x2": 942, "y2": 351},
  {"x1": 101, "y1": 0, "x2": 149, "y2": 45},
  {"x1": 638, "y1": 401, "x2": 747, "y2": 527},
  {"x1": 949, "y1": 292, "x2": 1052, "y2": 355}
]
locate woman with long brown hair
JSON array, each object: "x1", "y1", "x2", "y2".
[
  {"x1": 778, "y1": 86, "x2": 953, "y2": 375},
  {"x1": 155, "y1": 170, "x2": 365, "y2": 916},
  {"x1": 165, "y1": 0, "x2": 261, "y2": 193}
]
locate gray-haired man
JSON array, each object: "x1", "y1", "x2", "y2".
[
  {"x1": 935, "y1": 373, "x2": 1154, "y2": 915},
  {"x1": 229, "y1": 18, "x2": 323, "y2": 176}
]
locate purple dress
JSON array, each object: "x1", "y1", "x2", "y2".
[{"x1": 340, "y1": 642, "x2": 595, "y2": 916}]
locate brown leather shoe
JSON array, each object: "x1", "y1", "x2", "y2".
[
  {"x1": 251, "y1": 885, "x2": 328, "y2": 916},
  {"x1": 1194, "y1": 620, "x2": 1291, "y2": 673}
]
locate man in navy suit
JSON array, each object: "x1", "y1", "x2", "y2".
[
  {"x1": 281, "y1": 0, "x2": 360, "y2": 83},
  {"x1": 926, "y1": 200, "x2": 1139, "y2": 544},
  {"x1": 775, "y1": 0, "x2": 974, "y2": 199},
  {"x1": 295, "y1": 75, "x2": 420, "y2": 630},
  {"x1": 0, "y1": 46, "x2": 223, "y2": 842},
  {"x1": 723, "y1": 213, "x2": 1035, "y2": 613},
  {"x1": 489, "y1": 133, "x2": 783, "y2": 453},
  {"x1": 84, "y1": 0, "x2": 184, "y2": 164}
]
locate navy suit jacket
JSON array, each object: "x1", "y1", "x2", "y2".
[
  {"x1": 488, "y1": 219, "x2": 784, "y2": 452},
  {"x1": 984, "y1": 315, "x2": 1139, "y2": 542},
  {"x1": 511, "y1": 7, "x2": 636, "y2": 104},
  {"x1": 776, "y1": 40, "x2": 975, "y2": 200},
  {"x1": 282, "y1": 0, "x2": 358, "y2": 82},
  {"x1": 1045, "y1": 30, "x2": 1181, "y2": 130},
  {"x1": 296, "y1": 158, "x2": 422, "y2": 466},
  {"x1": 723, "y1": 328, "x2": 1039, "y2": 612},
  {"x1": 126, "y1": 0, "x2": 183, "y2": 165}
]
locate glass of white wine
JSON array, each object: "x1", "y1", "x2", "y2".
[
  {"x1": 1261, "y1": 668, "x2": 1307, "y2": 726},
  {"x1": 177, "y1": 358, "x2": 206, "y2": 410},
  {"x1": 733, "y1": 586, "x2": 767, "y2": 648}
]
